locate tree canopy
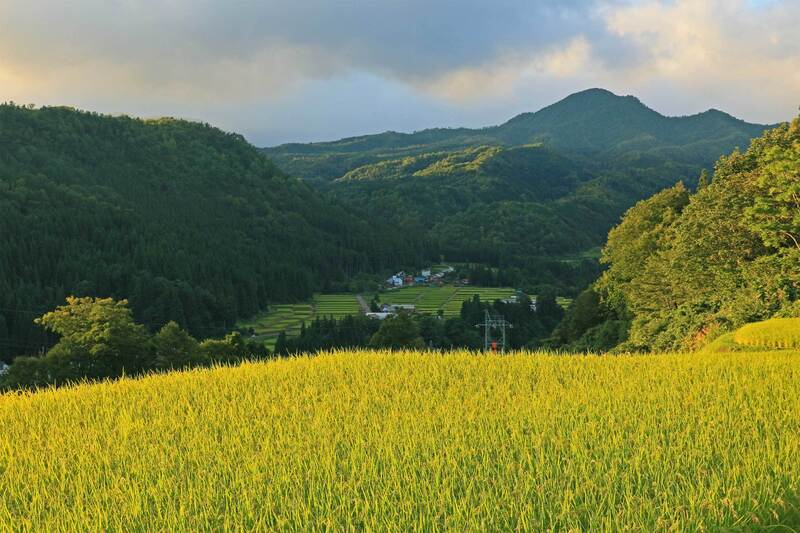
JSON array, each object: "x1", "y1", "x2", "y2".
[{"x1": 555, "y1": 116, "x2": 800, "y2": 352}]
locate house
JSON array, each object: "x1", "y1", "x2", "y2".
[
  {"x1": 0, "y1": 362, "x2": 8, "y2": 375},
  {"x1": 390, "y1": 304, "x2": 416, "y2": 313},
  {"x1": 387, "y1": 275, "x2": 404, "y2": 287},
  {"x1": 366, "y1": 312, "x2": 392, "y2": 320},
  {"x1": 421, "y1": 269, "x2": 432, "y2": 277}
]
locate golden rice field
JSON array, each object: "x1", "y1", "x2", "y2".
[
  {"x1": 734, "y1": 317, "x2": 800, "y2": 350},
  {"x1": 1, "y1": 351, "x2": 799, "y2": 530}
]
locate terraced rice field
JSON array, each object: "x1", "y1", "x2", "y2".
[
  {"x1": 440, "y1": 287, "x2": 516, "y2": 315},
  {"x1": 312, "y1": 293, "x2": 361, "y2": 319},
  {"x1": 381, "y1": 286, "x2": 516, "y2": 317},
  {"x1": 237, "y1": 304, "x2": 313, "y2": 338},
  {"x1": 237, "y1": 294, "x2": 361, "y2": 345},
  {"x1": 240, "y1": 288, "x2": 567, "y2": 347}
]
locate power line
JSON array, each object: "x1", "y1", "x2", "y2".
[{"x1": 476, "y1": 310, "x2": 513, "y2": 353}]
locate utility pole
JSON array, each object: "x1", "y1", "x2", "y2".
[{"x1": 476, "y1": 309, "x2": 513, "y2": 353}]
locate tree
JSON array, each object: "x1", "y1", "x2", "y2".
[
  {"x1": 745, "y1": 118, "x2": 800, "y2": 251},
  {"x1": 697, "y1": 169, "x2": 710, "y2": 189},
  {"x1": 369, "y1": 313, "x2": 425, "y2": 349},
  {"x1": 35, "y1": 296, "x2": 151, "y2": 376},
  {"x1": 274, "y1": 331, "x2": 288, "y2": 356},
  {"x1": 152, "y1": 321, "x2": 204, "y2": 370}
]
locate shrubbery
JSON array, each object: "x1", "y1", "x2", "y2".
[{"x1": 1, "y1": 297, "x2": 269, "y2": 390}]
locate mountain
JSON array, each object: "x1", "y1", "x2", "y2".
[
  {"x1": 0, "y1": 104, "x2": 421, "y2": 362},
  {"x1": 264, "y1": 88, "x2": 770, "y2": 182},
  {"x1": 552, "y1": 116, "x2": 800, "y2": 352},
  {"x1": 261, "y1": 90, "x2": 771, "y2": 294}
]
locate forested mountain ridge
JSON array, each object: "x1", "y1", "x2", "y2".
[
  {"x1": 552, "y1": 116, "x2": 800, "y2": 352},
  {"x1": 264, "y1": 88, "x2": 770, "y2": 182},
  {"x1": 260, "y1": 89, "x2": 771, "y2": 296},
  {"x1": 0, "y1": 104, "x2": 421, "y2": 362}
]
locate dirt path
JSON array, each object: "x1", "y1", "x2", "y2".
[{"x1": 356, "y1": 294, "x2": 370, "y2": 313}]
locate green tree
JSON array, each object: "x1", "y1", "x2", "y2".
[
  {"x1": 274, "y1": 331, "x2": 288, "y2": 356},
  {"x1": 745, "y1": 119, "x2": 800, "y2": 251},
  {"x1": 369, "y1": 313, "x2": 425, "y2": 349},
  {"x1": 152, "y1": 321, "x2": 204, "y2": 370},
  {"x1": 35, "y1": 296, "x2": 151, "y2": 376},
  {"x1": 697, "y1": 169, "x2": 710, "y2": 189}
]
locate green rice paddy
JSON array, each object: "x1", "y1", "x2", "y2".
[
  {"x1": 380, "y1": 286, "x2": 516, "y2": 317},
  {"x1": 237, "y1": 294, "x2": 361, "y2": 346},
  {"x1": 239, "y1": 286, "x2": 570, "y2": 347}
]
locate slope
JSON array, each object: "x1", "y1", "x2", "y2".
[
  {"x1": 0, "y1": 104, "x2": 416, "y2": 362},
  {"x1": 1, "y1": 351, "x2": 798, "y2": 529},
  {"x1": 264, "y1": 88, "x2": 770, "y2": 182}
]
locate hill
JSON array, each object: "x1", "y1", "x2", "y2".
[
  {"x1": 553, "y1": 116, "x2": 800, "y2": 352},
  {"x1": 264, "y1": 88, "x2": 769, "y2": 182},
  {"x1": 701, "y1": 318, "x2": 800, "y2": 353},
  {"x1": 1, "y1": 350, "x2": 798, "y2": 529},
  {"x1": 0, "y1": 105, "x2": 420, "y2": 362},
  {"x1": 261, "y1": 90, "x2": 770, "y2": 293}
]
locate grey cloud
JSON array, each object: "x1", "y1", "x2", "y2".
[{"x1": 0, "y1": 0, "x2": 613, "y2": 89}]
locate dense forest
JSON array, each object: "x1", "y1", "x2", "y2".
[
  {"x1": 553, "y1": 116, "x2": 800, "y2": 352},
  {"x1": 264, "y1": 90, "x2": 770, "y2": 293},
  {"x1": 0, "y1": 91, "x2": 777, "y2": 363},
  {"x1": 0, "y1": 104, "x2": 426, "y2": 362},
  {"x1": 265, "y1": 89, "x2": 768, "y2": 183}
]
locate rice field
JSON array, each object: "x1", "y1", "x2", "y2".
[
  {"x1": 312, "y1": 293, "x2": 361, "y2": 319},
  {"x1": 381, "y1": 286, "x2": 516, "y2": 317},
  {"x1": 734, "y1": 317, "x2": 800, "y2": 349},
  {"x1": 241, "y1": 287, "x2": 569, "y2": 347},
  {"x1": 237, "y1": 304, "x2": 313, "y2": 338},
  {"x1": 1, "y1": 350, "x2": 798, "y2": 530},
  {"x1": 236, "y1": 294, "x2": 361, "y2": 346}
]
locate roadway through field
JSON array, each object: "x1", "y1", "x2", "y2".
[{"x1": 355, "y1": 294, "x2": 370, "y2": 313}]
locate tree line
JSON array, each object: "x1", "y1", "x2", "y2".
[
  {"x1": 552, "y1": 116, "x2": 800, "y2": 352},
  {"x1": 0, "y1": 104, "x2": 426, "y2": 363},
  {"x1": 275, "y1": 292, "x2": 564, "y2": 355}
]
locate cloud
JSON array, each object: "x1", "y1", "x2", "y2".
[
  {"x1": 0, "y1": 0, "x2": 798, "y2": 144},
  {"x1": 421, "y1": 37, "x2": 595, "y2": 102},
  {"x1": 0, "y1": 0, "x2": 602, "y2": 102},
  {"x1": 599, "y1": 0, "x2": 800, "y2": 120}
]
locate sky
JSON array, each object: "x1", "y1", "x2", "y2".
[{"x1": 1, "y1": 0, "x2": 798, "y2": 146}]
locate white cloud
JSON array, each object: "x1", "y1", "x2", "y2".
[
  {"x1": 599, "y1": 0, "x2": 800, "y2": 121},
  {"x1": 420, "y1": 37, "x2": 595, "y2": 102}
]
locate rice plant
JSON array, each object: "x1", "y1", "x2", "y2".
[{"x1": 1, "y1": 350, "x2": 798, "y2": 530}]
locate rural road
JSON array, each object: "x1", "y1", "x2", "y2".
[{"x1": 356, "y1": 294, "x2": 370, "y2": 313}]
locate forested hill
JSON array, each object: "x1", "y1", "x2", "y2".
[
  {"x1": 261, "y1": 91, "x2": 769, "y2": 293},
  {"x1": 263, "y1": 89, "x2": 770, "y2": 182},
  {"x1": 0, "y1": 104, "x2": 420, "y2": 362},
  {"x1": 553, "y1": 116, "x2": 800, "y2": 352}
]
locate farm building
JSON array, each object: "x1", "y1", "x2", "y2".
[{"x1": 387, "y1": 275, "x2": 404, "y2": 287}]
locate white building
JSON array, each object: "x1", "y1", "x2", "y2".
[{"x1": 386, "y1": 275, "x2": 404, "y2": 287}]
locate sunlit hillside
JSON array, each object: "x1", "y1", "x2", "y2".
[{"x1": 1, "y1": 350, "x2": 798, "y2": 530}]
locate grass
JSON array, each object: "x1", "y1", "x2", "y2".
[{"x1": 1, "y1": 350, "x2": 798, "y2": 530}]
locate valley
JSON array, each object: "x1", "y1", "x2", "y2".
[{"x1": 3, "y1": 2, "x2": 799, "y2": 530}]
